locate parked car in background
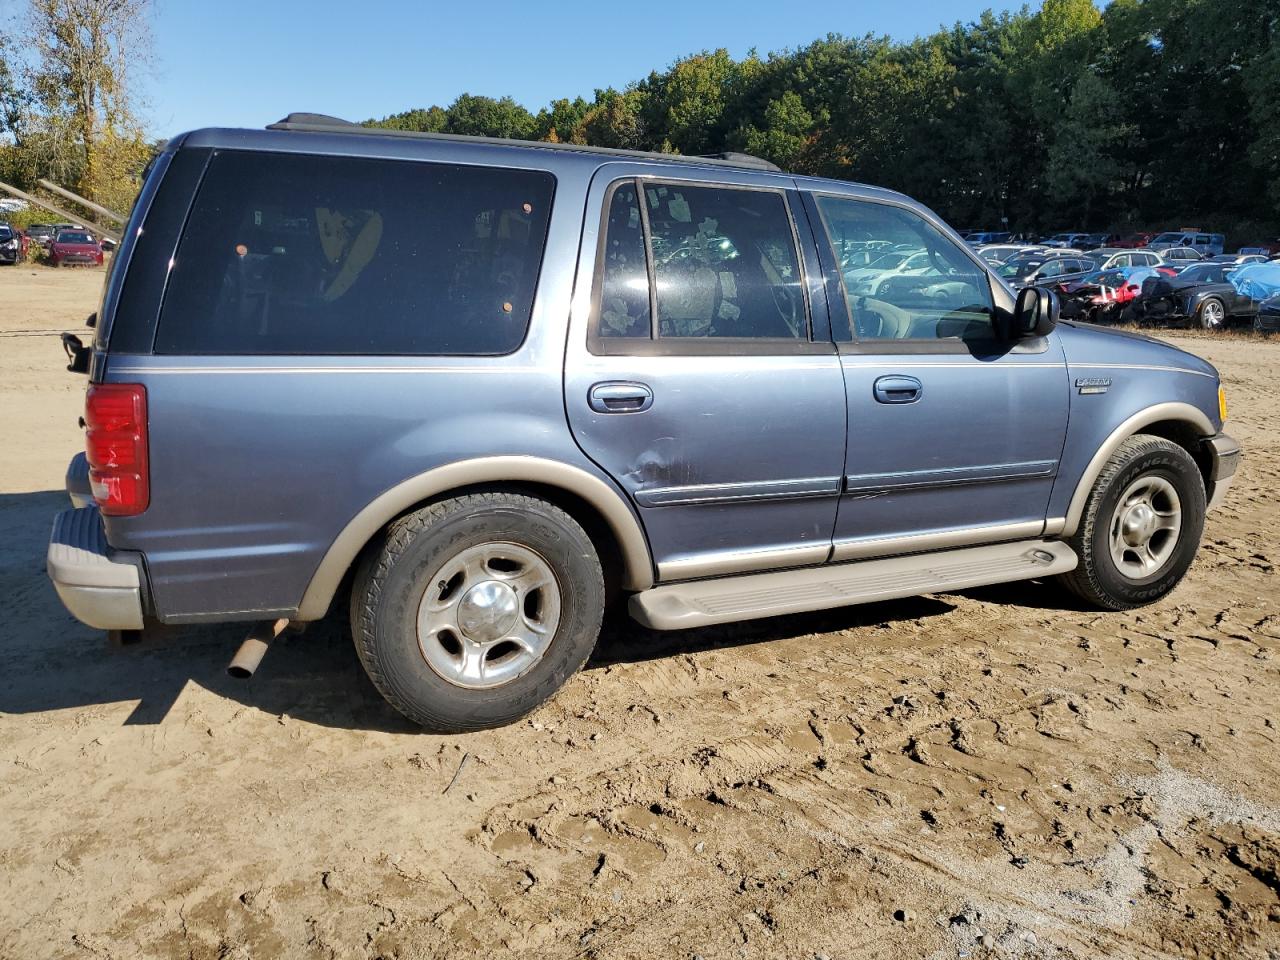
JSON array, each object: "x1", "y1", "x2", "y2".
[
  {"x1": 47, "y1": 229, "x2": 104, "y2": 267},
  {"x1": 1133, "y1": 262, "x2": 1258, "y2": 330},
  {"x1": 844, "y1": 249, "x2": 945, "y2": 296},
  {"x1": 1004, "y1": 246, "x2": 1081, "y2": 266},
  {"x1": 1076, "y1": 233, "x2": 1118, "y2": 251},
  {"x1": 963, "y1": 230, "x2": 1012, "y2": 245},
  {"x1": 1057, "y1": 266, "x2": 1160, "y2": 324},
  {"x1": 1148, "y1": 231, "x2": 1224, "y2": 256},
  {"x1": 977, "y1": 243, "x2": 1044, "y2": 264},
  {"x1": 997, "y1": 254, "x2": 1099, "y2": 290},
  {"x1": 0, "y1": 223, "x2": 24, "y2": 264},
  {"x1": 1238, "y1": 242, "x2": 1279, "y2": 257},
  {"x1": 1092, "y1": 248, "x2": 1166, "y2": 271},
  {"x1": 1042, "y1": 232, "x2": 1092, "y2": 249},
  {"x1": 1114, "y1": 231, "x2": 1157, "y2": 249},
  {"x1": 1154, "y1": 246, "x2": 1204, "y2": 270},
  {"x1": 26, "y1": 223, "x2": 58, "y2": 249},
  {"x1": 44, "y1": 114, "x2": 1239, "y2": 731},
  {"x1": 1256, "y1": 294, "x2": 1280, "y2": 334},
  {"x1": 1211, "y1": 253, "x2": 1267, "y2": 266}
]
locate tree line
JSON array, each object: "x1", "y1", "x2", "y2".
[
  {"x1": 0, "y1": 0, "x2": 152, "y2": 219},
  {"x1": 1, "y1": 0, "x2": 1275, "y2": 243},
  {"x1": 368, "y1": 0, "x2": 1279, "y2": 242}
]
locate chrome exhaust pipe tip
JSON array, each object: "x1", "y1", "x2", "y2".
[{"x1": 227, "y1": 618, "x2": 288, "y2": 679}]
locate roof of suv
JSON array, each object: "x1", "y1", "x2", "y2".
[
  {"x1": 172, "y1": 112, "x2": 926, "y2": 238},
  {"x1": 264, "y1": 112, "x2": 784, "y2": 172}
]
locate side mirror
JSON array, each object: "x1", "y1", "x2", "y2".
[{"x1": 1012, "y1": 285, "x2": 1059, "y2": 339}]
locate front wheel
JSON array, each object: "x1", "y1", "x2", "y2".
[
  {"x1": 1197, "y1": 297, "x2": 1226, "y2": 330},
  {"x1": 351, "y1": 492, "x2": 605, "y2": 732},
  {"x1": 1058, "y1": 434, "x2": 1206, "y2": 610}
]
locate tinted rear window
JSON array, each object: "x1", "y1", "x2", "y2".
[{"x1": 155, "y1": 151, "x2": 555, "y2": 355}]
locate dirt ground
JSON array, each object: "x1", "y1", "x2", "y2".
[{"x1": 1, "y1": 263, "x2": 1277, "y2": 960}]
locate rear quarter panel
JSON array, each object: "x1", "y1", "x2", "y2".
[{"x1": 100, "y1": 144, "x2": 615, "y2": 623}]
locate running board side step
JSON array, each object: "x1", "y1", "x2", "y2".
[{"x1": 629, "y1": 539, "x2": 1077, "y2": 631}]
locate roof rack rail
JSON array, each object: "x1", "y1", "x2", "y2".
[
  {"x1": 695, "y1": 151, "x2": 779, "y2": 171},
  {"x1": 265, "y1": 114, "x2": 784, "y2": 173}
]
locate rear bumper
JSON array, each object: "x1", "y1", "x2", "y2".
[
  {"x1": 1204, "y1": 432, "x2": 1241, "y2": 511},
  {"x1": 47, "y1": 506, "x2": 145, "y2": 630}
]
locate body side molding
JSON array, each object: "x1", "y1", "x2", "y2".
[
  {"x1": 1062, "y1": 401, "x2": 1214, "y2": 538},
  {"x1": 296, "y1": 456, "x2": 654, "y2": 620}
]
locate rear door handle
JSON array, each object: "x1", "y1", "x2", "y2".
[
  {"x1": 588, "y1": 381, "x2": 653, "y2": 413},
  {"x1": 873, "y1": 375, "x2": 922, "y2": 404}
]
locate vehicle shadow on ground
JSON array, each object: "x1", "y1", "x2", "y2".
[{"x1": 0, "y1": 489, "x2": 1048, "y2": 733}]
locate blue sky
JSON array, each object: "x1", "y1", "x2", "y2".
[{"x1": 146, "y1": 0, "x2": 1027, "y2": 135}]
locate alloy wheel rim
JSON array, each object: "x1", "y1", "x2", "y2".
[
  {"x1": 1108, "y1": 475, "x2": 1182, "y2": 579},
  {"x1": 416, "y1": 542, "x2": 561, "y2": 689},
  {"x1": 1203, "y1": 300, "x2": 1224, "y2": 327}
]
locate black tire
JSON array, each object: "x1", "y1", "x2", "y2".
[
  {"x1": 1057, "y1": 434, "x2": 1206, "y2": 610},
  {"x1": 351, "y1": 491, "x2": 605, "y2": 732}
]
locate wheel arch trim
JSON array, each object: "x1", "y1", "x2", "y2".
[
  {"x1": 1062, "y1": 402, "x2": 1214, "y2": 538},
  {"x1": 296, "y1": 456, "x2": 654, "y2": 620}
]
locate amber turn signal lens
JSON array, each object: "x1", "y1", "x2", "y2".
[{"x1": 1218, "y1": 385, "x2": 1228, "y2": 424}]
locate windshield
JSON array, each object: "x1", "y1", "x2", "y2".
[
  {"x1": 1153, "y1": 233, "x2": 1184, "y2": 244},
  {"x1": 57, "y1": 231, "x2": 93, "y2": 244},
  {"x1": 1083, "y1": 270, "x2": 1129, "y2": 286},
  {"x1": 0, "y1": 226, "x2": 11, "y2": 239}
]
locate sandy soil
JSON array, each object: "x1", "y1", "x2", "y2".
[{"x1": 1, "y1": 264, "x2": 1277, "y2": 959}]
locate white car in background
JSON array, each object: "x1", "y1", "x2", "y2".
[{"x1": 843, "y1": 249, "x2": 939, "y2": 295}]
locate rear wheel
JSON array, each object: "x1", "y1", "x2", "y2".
[
  {"x1": 351, "y1": 491, "x2": 605, "y2": 732},
  {"x1": 1197, "y1": 297, "x2": 1226, "y2": 330},
  {"x1": 1058, "y1": 435, "x2": 1205, "y2": 610}
]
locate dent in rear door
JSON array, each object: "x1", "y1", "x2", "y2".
[{"x1": 563, "y1": 167, "x2": 847, "y2": 581}]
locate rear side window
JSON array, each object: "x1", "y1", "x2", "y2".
[
  {"x1": 155, "y1": 151, "x2": 555, "y2": 355},
  {"x1": 591, "y1": 179, "x2": 809, "y2": 348}
]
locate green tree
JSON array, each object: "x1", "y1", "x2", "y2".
[
  {"x1": 367, "y1": 106, "x2": 447, "y2": 133},
  {"x1": 569, "y1": 89, "x2": 646, "y2": 151},
  {"x1": 738, "y1": 90, "x2": 813, "y2": 169},
  {"x1": 443, "y1": 94, "x2": 535, "y2": 139},
  {"x1": 534, "y1": 96, "x2": 590, "y2": 142}
]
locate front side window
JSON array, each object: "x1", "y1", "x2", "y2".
[
  {"x1": 155, "y1": 151, "x2": 555, "y2": 355},
  {"x1": 816, "y1": 195, "x2": 992, "y2": 342}
]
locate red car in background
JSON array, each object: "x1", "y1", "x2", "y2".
[
  {"x1": 48, "y1": 229, "x2": 104, "y2": 267},
  {"x1": 1114, "y1": 231, "x2": 1157, "y2": 248}
]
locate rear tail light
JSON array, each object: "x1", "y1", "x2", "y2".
[{"x1": 85, "y1": 383, "x2": 148, "y2": 515}]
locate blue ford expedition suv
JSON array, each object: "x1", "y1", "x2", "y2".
[{"x1": 48, "y1": 114, "x2": 1240, "y2": 731}]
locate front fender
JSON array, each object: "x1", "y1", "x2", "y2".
[{"x1": 1056, "y1": 402, "x2": 1214, "y2": 537}]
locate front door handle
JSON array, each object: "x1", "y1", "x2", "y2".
[
  {"x1": 589, "y1": 381, "x2": 653, "y2": 413},
  {"x1": 873, "y1": 375, "x2": 922, "y2": 404}
]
